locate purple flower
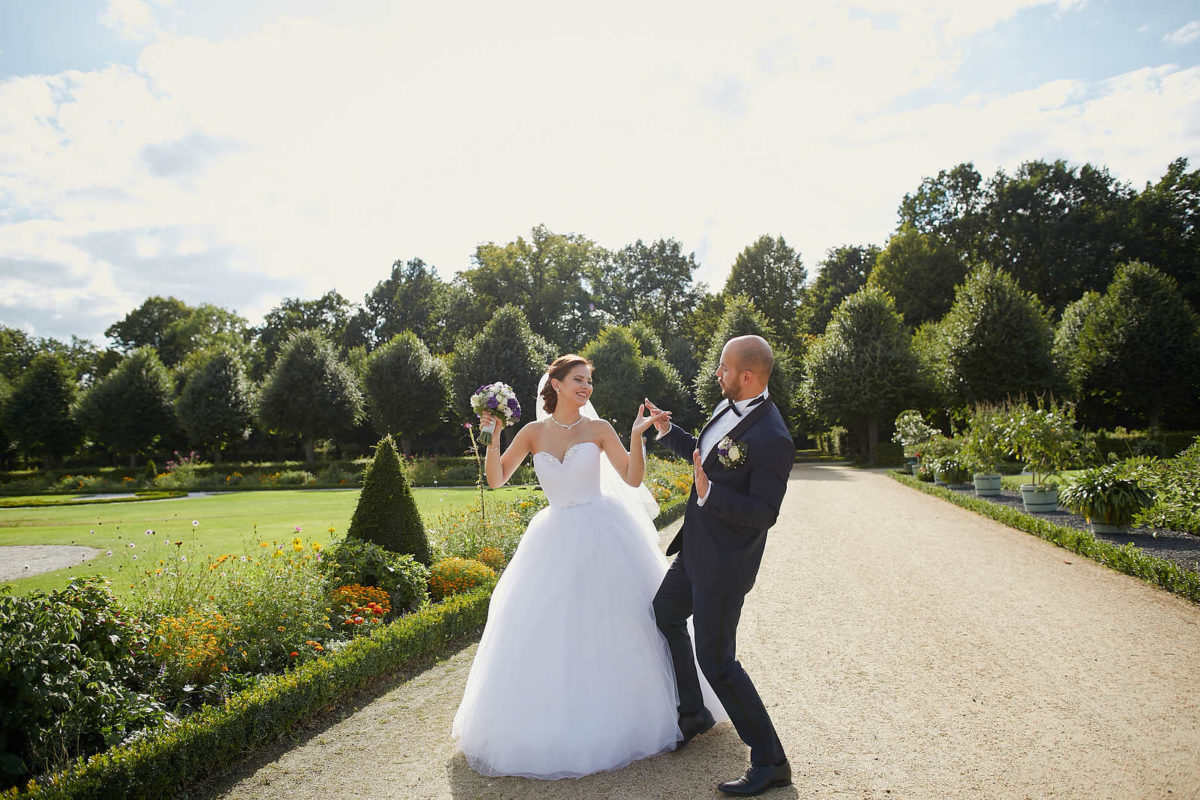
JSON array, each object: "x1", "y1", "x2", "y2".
[
  {"x1": 486, "y1": 397, "x2": 499, "y2": 408},
  {"x1": 507, "y1": 397, "x2": 519, "y2": 410}
]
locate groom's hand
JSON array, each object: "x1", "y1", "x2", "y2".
[
  {"x1": 692, "y1": 449, "x2": 709, "y2": 499},
  {"x1": 643, "y1": 398, "x2": 672, "y2": 435}
]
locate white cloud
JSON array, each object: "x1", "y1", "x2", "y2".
[
  {"x1": 1164, "y1": 20, "x2": 1200, "y2": 46},
  {"x1": 2, "y1": 0, "x2": 1199, "y2": 343},
  {"x1": 100, "y1": 0, "x2": 171, "y2": 42}
]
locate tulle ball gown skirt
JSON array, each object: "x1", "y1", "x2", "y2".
[{"x1": 452, "y1": 497, "x2": 687, "y2": 779}]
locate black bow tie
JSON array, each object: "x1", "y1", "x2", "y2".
[{"x1": 720, "y1": 395, "x2": 765, "y2": 418}]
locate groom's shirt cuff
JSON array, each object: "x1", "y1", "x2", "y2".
[
  {"x1": 655, "y1": 424, "x2": 672, "y2": 441},
  {"x1": 696, "y1": 485, "x2": 710, "y2": 505}
]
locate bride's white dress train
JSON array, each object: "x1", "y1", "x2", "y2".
[{"x1": 452, "y1": 441, "x2": 725, "y2": 779}]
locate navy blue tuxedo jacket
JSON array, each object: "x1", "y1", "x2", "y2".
[{"x1": 659, "y1": 398, "x2": 795, "y2": 595}]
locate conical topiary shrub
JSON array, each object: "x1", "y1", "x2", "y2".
[{"x1": 348, "y1": 435, "x2": 431, "y2": 565}]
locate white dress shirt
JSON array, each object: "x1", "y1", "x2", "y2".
[{"x1": 660, "y1": 390, "x2": 768, "y2": 505}]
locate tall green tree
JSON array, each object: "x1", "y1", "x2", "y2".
[
  {"x1": 803, "y1": 244, "x2": 880, "y2": 335},
  {"x1": 73, "y1": 347, "x2": 176, "y2": 466},
  {"x1": 253, "y1": 291, "x2": 356, "y2": 379},
  {"x1": 348, "y1": 258, "x2": 448, "y2": 351},
  {"x1": 897, "y1": 163, "x2": 987, "y2": 263},
  {"x1": 724, "y1": 235, "x2": 807, "y2": 347},
  {"x1": 157, "y1": 304, "x2": 250, "y2": 368},
  {"x1": 256, "y1": 331, "x2": 365, "y2": 462},
  {"x1": 105, "y1": 296, "x2": 192, "y2": 354},
  {"x1": 695, "y1": 297, "x2": 796, "y2": 428},
  {"x1": 1072, "y1": 262, "x2": 1200, "y2": 429},
  {"x1": 460, "y1": 225, "x2": 607, "y2": 351},
  {"x1": 1126, "y1": 157, "x2": 1200, "y2": 311},
  {"x1": 2, "y1": 353, "x2": 82, "y2": 467},
  {"x1": 348, "y1": 435, "x2": 431, "y2": 565},
  {"x1": 362, "y1": 331, "x2": 450, "y2": 454},
  {"x1": 449, "y1": 305, "x2": 557, "y2": 424},
  {"x1": 801, "y1": 287, "x2": 923, "y2": 463},
  {"x1": 175, "y1": 348, "x2": 254, "y2": 464},
  {"x1": 582, "y1": 326, "x2": 693, "y2": 430},
  {"x1": 1053, "y1": 291, "x2": 1102, "y2": 394},
  {"x1": 933, "y1": 265, "x2": 1060, "y2": 407},
  {"x1": 594, "y1": 239, "x2": 704, "y2": 347},
  {"x1": 0, "y1": 376, "x2": 13, "y2": 469},
  {"x1": 980, "y1": 159, "x2": 1133, "y2": 313},
  {"x1": 867, "y1": 228, "x2": 965, "y2": 328}
]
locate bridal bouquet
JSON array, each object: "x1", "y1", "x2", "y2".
[{"x1": 472, "y1": 382, "x2": 522, "y2": 445}]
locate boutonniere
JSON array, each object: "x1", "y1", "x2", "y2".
[{"x1": 716, "y1": 436, "x2": 746, "y2": 469}]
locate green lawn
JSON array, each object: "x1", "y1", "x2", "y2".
[
  {"x1": 1, "y1": 487, "x2": 536, "y2": 595},
  {"x1": 999, "y1": 470, "x2": 1084, "y2": 491}
]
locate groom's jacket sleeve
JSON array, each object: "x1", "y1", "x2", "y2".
[
  {"x1": 659, "y1": 424, "x2": 698, "y2": 462},
  {"x1": 700, "y1": 434, "x2": 793, "y2": 530}
]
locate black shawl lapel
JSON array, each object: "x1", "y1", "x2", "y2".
[{"x1": 702, "y1": 398, "x2": 774, "y2": 471}]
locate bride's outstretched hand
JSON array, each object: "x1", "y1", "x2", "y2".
[
  {"x1": 632, "y1": 403, "x2": 668, "y2": 439},
  {"x1": 642, "y1": 398, "x2": 672, "y2": 435}
]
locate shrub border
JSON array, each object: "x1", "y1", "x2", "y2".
[
  {"x1": 0, "y1": 492, "x2": 186, "y2": 509},
  {"x1": 7, "y1": 587, "x2": 493, "y2": 800},
  {"x1": 887, "y1": 471, "x2": 1200, "y2": 605}
]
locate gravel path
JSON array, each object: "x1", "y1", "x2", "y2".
[{"x1": 203, "y1": 465, "x2": 1200, "y2": 799}]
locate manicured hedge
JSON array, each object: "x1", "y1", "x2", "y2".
[
  {"x1": 5, "y1": 588, "x2": 494, "y2": 800},
  {"x1": 887, "y1": 471, "x2": 1200, "y2": 605}
]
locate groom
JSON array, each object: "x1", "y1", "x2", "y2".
[{"x1": 646, "y1": 335, "x2": 795, "y2": 797}]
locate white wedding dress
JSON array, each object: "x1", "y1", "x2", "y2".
[{"x1": 452, "y1": 441, "x2": 725, "y2": 779}]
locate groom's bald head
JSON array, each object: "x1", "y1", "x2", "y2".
[{"x1": 727, "y1": 335, "x2": 774, "y2": 380}]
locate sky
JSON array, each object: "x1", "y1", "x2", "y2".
[{"x1": 1, "y1": 0, "x2": 1199, "y2": 345}]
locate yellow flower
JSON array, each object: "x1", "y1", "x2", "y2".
[{"x1": 311, "y1": 541, "x2": 322, "y2": 552}]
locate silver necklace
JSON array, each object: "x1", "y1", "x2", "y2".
[{"x1": 549, "y1": 415, "x2": 584, "y2": 430}]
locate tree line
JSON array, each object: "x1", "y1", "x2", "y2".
[{"x1": 1, "y1": 155, "x2": 1197, "y2": 468}]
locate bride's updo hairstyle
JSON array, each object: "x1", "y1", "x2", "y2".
[{"x1": 541, "y1": 354, "x2": 592, "y2": 414}]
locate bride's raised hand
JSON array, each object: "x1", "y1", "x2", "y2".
[
  {"x1": 631, "y1": 404, "x2": 665, "y2": 439},
  {"x1": 480, "y1": 410, "x2": 504, "y2": 436}
]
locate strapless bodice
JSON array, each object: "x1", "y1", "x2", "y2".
[{"x1": 532, "y1": 441, "x2": 603, "y2": 508}]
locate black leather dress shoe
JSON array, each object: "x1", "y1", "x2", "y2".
[
  {"x1": 717, "y1": 759, "x2": 792, "y2": 796},
  {"x1": 675, "y1": 708, "x2": 716, "y2": 750}
]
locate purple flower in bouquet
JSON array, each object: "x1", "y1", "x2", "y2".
[{"x1": 471, "y1": 382, "x2": 521, "y2": 445}]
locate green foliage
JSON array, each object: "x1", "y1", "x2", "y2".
[
  {"x1": 801, "y1": 287, "x2": 922, "y2": 461},
  {"x1": 255, "y1": 330, "x2": 364, "y2": 462},
  {"x1": 72, "y1": 348, "x2": 176, "y2": 464},
  {"x1": 723, "y1": 235, "x2": 807, "y2": 348},
  {"x1": 933, "y1": 265, "x2": 1060, "y2": 406},
  {"x1": 5, "y1": 589, "x2": 493, "y2": 800},
  {"x1": 362, "y1": 332, "x2": 450, "y2": 450},
  {"x1": 582, "y1": 326, "x2": 691, "y2": 428},
  {"x1": 449, "y1": 304, "x2": 556, "y2": 422},
  {"x1": 253, "y1": 291, "x2": 356, "y2": 378},
  {"x1": 1072, "y1": 261, "x2": 1200, "y2": 429},
  {"x1": 1134, "y1": 438, "x2": 1200, "y2": 535},
  {"x1": 897, "y1": 163, "x2": 988, "y2": 264},
  {"x1": 174, "y1": 348, "x2": 252, "y2": 464},
  {"x1": 0, "y1": 579, "x2": 163, "y2": 789},
  {"x1": 1052, "y1": 291, "x2": 1101, "y2": 392},
  {"x1": 1059, "y1": 464, "x2": 1153, "y2": 527},
  {"x1": 463, "y1": 225, "x2": 607, "y2": 351},
  {"x1": 867, "y1": 227, "x2": 966, "y2": 328},
  {"x1": 104, "y1": 297, "x2": 192, "y2": 357},
  {"x1": 889, "y1": 471, "x2": 1200, "y2": 604},
  {"x1": 961, "y1": 402, "x2": 1011, "y2": 474},
  {"x1": 350, "y1": 258, "x2": 449, "y2": 351},
  {"x1": 348, "y1": 436, "x2": 431, "y2": 565},
  {"x1": 803, "y1": 244, "x2": 879, "y2": 336},
  {"x1": 2, "y1": 354, "x2": 81, "y2": 466},
  {"x1": 320, "y1": 535, "x2": 430, "y2": 614},
  {"x1": 1125, "y1": 157, "x2": 1200, "y2": 311},
  {"x1": 696, "y1": 296, "x2": 796, "y2": 421},
  {"x1": 1001, "y1": 399, "x2": 1081, "y2": 487},
  {"x1": 594, "y1": 239, "x2": 703, "y2": 350}
]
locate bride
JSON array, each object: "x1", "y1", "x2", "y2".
[{"x1": 452, "y1": 354, "x2": 725, "y2": 779}]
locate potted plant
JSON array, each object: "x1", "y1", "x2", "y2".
[
  {"x1": 962, "y1": 403, "x2": 1008, "y2": 496},
  {"x1": 933, "y1": 455, "x2": 971, "y2": 486},
  {"x1": 1003, "y1": 400, "x2": 1081, "y2": 513},
  {"x1": 920, "y1": 436, "x2": 960, "y2": 485},
  {"x1": 892, "y1": 410, "x2": 939, "y2": 474},
  {"x1": 1059, "y1": 463, "x2": 1153, "y2": 534}
]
